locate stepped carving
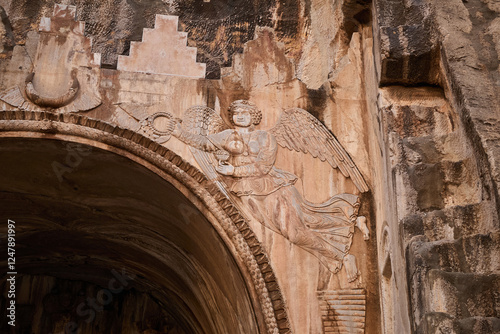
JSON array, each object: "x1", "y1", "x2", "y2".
[{"x1": 117, "y1": 15, "x2": 206, "y2": 78}]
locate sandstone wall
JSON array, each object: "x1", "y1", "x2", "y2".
[
  {"x1": 374, "y1": 0, "x2": 500, "y2": 333},
  {"x1": 0, "y1": 0, "x2": 499, "y2": 333}
]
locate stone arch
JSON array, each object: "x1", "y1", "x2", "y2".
[{"x1": 0, "y1": 109, "x2": 290, "y2": 334}]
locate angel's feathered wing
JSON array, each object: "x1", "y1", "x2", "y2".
[
  {"x1": 181, "y1": 105, "x2": 232, "y2": 197},
  {"x1": 269, "y1": 107, "x2": 369, "y2": 193}
]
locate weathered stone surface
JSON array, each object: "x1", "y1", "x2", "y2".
[
  {"x1": 0, "y1": 0, "x2": 298, "y2": 78},
  {"x1": 374, "y1": 0, "x2": 440, "y2": 85},
  {"x1": 433, "y1": 0, "x2": 500, "y2": 201},
  {"x1": 0, "y1": 1, "x2": 499, "y2": 334},
  {"x1": 402, "y1": 202, "x2": 496, "y2": 242},
  {"x1": 0, "y1": 6, "x2": 13, "y2": 54}
]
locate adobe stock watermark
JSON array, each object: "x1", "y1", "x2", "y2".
[
  {"x1": 6, "y1": 219, "x2": 17, "y2": 327},
  {"x1": 178, "y1": 202, "x2": 200, "y2": 226},
  {"x1": 52, "y1": 143, "x2": 92, "y2": 182},
  {"x1": 50, "y1": 268, "x2": 135, "y2": 334}
]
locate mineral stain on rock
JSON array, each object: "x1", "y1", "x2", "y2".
[{"x1": 0, "y1": 0, "x2": 305, "y2": 78}]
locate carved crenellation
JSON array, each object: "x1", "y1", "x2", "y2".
[{"x1": 117, "y1": 15, "x2": 206, "y2": 78}]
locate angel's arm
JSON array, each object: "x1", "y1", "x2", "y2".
[
  {"x1": 232, "y1": 131, "x2": 277, "y2": 177},
  {"x1": 174, "y1": 125, "x2": 226, "y2": 152}
]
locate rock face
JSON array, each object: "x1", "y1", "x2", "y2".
[{"x1": 0, "y1": 1, "x2": 499, "y2": 334}]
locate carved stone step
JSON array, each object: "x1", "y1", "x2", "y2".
[
  {"x1": 117, "y1": 15, "x2": 206, "y2": 78},
  {"x1": 408, "y1": 269, "x2": 500, "y2": 332},
  {"x1": 407, "y1": 233, "x2": 500, "y2": 333},
  {"x1": 408, "y1": 232, "x2": 500, "y2": 274},
  {"x1": 381, "y1": 88, "x2": 454, "y2": 139},
  {"x1": 377, "y1": 0, "x2": 440, "y2": 86},
  {"x1": 400, "y1": 132, "x2": 469, "y2": 165},
  {"x1": 392, "y1": 158, "x2": 483, "y2": 215},
  {"x1": 402, "y1": 202, "x2": 497, "y2": 242},
  {"x1": 420, "y1": 313, "x2": 500, "y2": 334}
]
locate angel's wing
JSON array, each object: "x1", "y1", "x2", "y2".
[
  {"x1": 269, "y1": 107, "x2": 369, "y2": 193},
  {"x1": 182, "y1": 105, "x2": 232, "y2": 197}
]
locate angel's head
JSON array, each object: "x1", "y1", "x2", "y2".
[{"x1": 228, "y1": 100, "x2": 262, "y2": 128}]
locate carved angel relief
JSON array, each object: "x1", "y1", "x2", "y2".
[{"x1": 162, "y1": 100, "x2": 370, "y2": 282}]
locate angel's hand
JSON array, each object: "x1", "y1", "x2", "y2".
[
  {"x1": 355, "y1": 216, "x2": 370, "y2": 241},
  {"x1": 216, "y1": 163, "x2": 235, "y2": 176}
]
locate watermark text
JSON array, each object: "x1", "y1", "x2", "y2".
[{"x1": 6, "y1": 219, "x2": 16, "y2": 327}]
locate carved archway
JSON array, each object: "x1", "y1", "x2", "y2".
[{"x1": 0, "y1": 110, "x2": 290, "y2": 334}]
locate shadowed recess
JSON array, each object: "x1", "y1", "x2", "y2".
[{"x1": 0, "y1": 137, "x2": 260, "y2": 334}]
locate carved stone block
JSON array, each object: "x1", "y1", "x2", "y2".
[
  {"x1": 0, "y1": 4, "x2": 101, "y2": 112},
  {"x1": 117, "y1": 15, "x2": 206, "y2": 78}
]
